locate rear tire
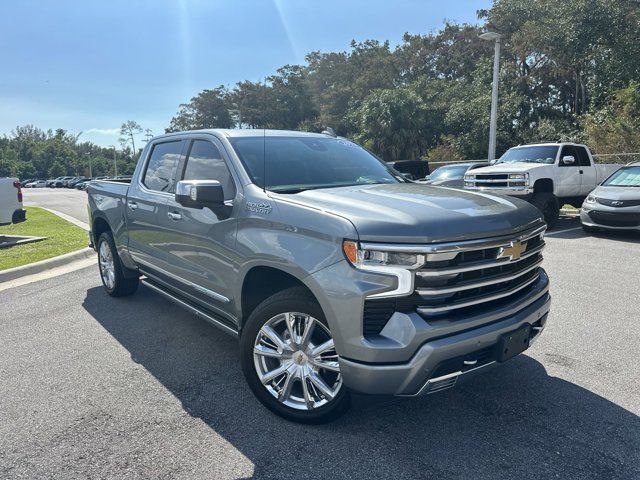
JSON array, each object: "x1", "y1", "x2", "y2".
[
  {"x1": 530, "y1": 192, "x2": 560, "y2": 228},
  {"x1": 97, "y1": 231, "x2": 139, "y2": 297},
  {"x1": 240, "y1": 287, "x2": 351, "y2": 424}
]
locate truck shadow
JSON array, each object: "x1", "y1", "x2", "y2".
[{"x1": 82, "y1": 286, "x2": 640, "y2": 479}]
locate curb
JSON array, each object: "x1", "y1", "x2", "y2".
[
  {"x1": 0, "y1": 247, "x2": 95, "y2": 284},
  {"x1": 39, "y1": 207, "x2": 90, "y2": 231}
]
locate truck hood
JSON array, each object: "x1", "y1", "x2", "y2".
[
  {"x1": 591, "y1": 185, "x2": 640, "y2": 200},
  {"x1": 278, "y1": 183, "x2": 543, "y2": 243},
  {"x1": 470, "y1": 162, "x2": 550, "y2": 174}
]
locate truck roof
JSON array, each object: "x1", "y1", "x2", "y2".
[
  {"x1": 154, "y1": 128, "x2": 333, "y2": 142},
  {"x1": 512, "y1": 142, "x2": 587, "y2": 148}
]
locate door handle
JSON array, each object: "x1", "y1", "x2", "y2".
[
  {"x1": 167, "y1": 211, "x2": 182, "y2": 221},
  {"x1": 127, "y1": 201, "x2": 138, "y2": 211}
]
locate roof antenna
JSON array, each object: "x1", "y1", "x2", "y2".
[{"x1": 321, "y1": 126, "x2": 337, "y2": 137}]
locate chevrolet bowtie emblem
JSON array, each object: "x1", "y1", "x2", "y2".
[{"x1": 497, "y1": 240, "x2": 527, "y2": 261}]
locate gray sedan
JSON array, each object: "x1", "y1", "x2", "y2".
[
  {"x1": 418, "y1": 162, "x2": 488, "y2": 188},
  {"x1": 581, "y1": 162, "x2": 640, "y2": 233}
]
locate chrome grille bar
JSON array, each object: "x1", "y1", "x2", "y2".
[
  {"x1": 416, "y1": 242, "x2": 544, "y2": 278},
  {"x1": 416, "y1": 274, "x2": 540, "y2": 315},
  {"x1": 359, "y1": 224, "x2": 546, "y2": 255},
  {"x1": 416, "y1": 257, "x2": 543, "y2": 296}
]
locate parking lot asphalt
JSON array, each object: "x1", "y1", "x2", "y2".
[
  {"x1": 23, "y1": 188, "x2": 90, "y2": 224},
  {"x1": 1, "y1": 195, "x2": 639, "y2": 479}
]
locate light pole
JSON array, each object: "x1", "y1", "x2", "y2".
[
  {"x1": 110, "y1": 145, "x2": 118, "y2": 177},
  {"x1": 85, "y1": 152, "x2": 92, "y2": 178},
  {"x1": 479, "y1": 31, "x2": 502, "y2": 161}
]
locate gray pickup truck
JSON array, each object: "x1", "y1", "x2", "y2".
[{"x1": 88, "y1": 129, "x2": 551, "y2": 423}]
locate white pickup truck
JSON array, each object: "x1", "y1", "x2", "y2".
[{"x1": 463, "y1": 143, "x2": 620, "y2": 226}]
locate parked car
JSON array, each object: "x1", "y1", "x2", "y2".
[
  {"x1": 67, "y1": 177, "x2": 89, "y2": 188},
  {"x1": 0, "y1": 177, "x2": 26, "y2": 225},
  {"x1": 420, "y1": 162, "x2": 489, "y2": 188},
  {"x1": 50, "y1": 176, "x2": 74, "y2": 188},
  {"x1": 580, "y1": 162, "x2": 640, "y2": 233},
  {"x1": 88, "y1": 129, "x2": 550, "y2": 423},
  {"x1": 75, "y1": 179, "x2": 92, "y2": 190},
  {"x1": 24, "y1": 180, "x2": 47, "y2": 188},
  {"x1": 386, "y1": 160, "x2": 430, "y2": 180},
  {"x1": 463, "y1": 143, "x2": 620, "y2": 226}
]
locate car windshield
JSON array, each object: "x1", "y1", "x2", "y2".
[
  {"x1": 497, "y1": 146, "x2": 558, "y2": 164},
  {"x1": 602, "y1": 166, "x2": 640, "y2": 187},
  {"x1": 429, "y1": 164, "x2": 469, "y2": 180},
  {"x1": 229, "y1": 136, "x2": 400, "y2": 192}
]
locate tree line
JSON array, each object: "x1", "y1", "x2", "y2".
[{"x1": 2, "y1": 0, "x2": 639, "y2": 179}]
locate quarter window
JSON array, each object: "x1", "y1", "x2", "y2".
[
  {"x1": 183, "y1": 140, "x2": 236, "y2": 200},
  {"x1": 143, "y1": 141, "x2": 183, "y2": 192}
]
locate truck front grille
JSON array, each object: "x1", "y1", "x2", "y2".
[
  {"x1": 362, "y1": 225, "x2": 546, "y2": 336},
  {"x1": 464, "y1": 174, "x2": 525, "y2": 189}
]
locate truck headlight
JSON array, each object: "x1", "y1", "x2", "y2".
[
  {"x1": 343, "y1": 241, "x2": 422, "y2": 268},
  {"x1": 342, "y1": 240, "x2": 423, "y2": 298}
]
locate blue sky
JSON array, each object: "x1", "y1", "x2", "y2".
[{"x1": 0, "y1": 0, "x2": 491, "y2": 147}]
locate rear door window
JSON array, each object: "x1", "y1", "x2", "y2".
[
  {"x1": 143, "y1": 140, "x2": 183, "y2": 193},
  {"x1": 575, "y1": 146, "x2": 591, "y2": 166},
  {"x1": 182, "y1": 140, "x2": 236, "y2": 200}
]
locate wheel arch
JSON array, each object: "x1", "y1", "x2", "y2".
[
  {"x1": 239, "y1": 265, "x2": 320, "y2": 331},
  {"x1": 533, "y1": 178, "x2": 554, "y2": 194}
]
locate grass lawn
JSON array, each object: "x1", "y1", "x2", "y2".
[{"x1": 0, "y1": 207, "x2": 88, "y2": 271}]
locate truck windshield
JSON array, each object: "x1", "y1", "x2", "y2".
[
  {"x1": 497, "y1": 146, "x2": 558, "y2": 164},
  {"x1": 602, "y1": 166, "x2": 640, "y2": 187},
  {"x1": 229, "y1": 136, "x2": 400, "y2": 192}
]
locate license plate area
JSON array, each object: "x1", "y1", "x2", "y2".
[{"x1": 498, "y1": 324, "x2": 531, "y2": 362}]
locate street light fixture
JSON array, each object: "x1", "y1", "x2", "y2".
[{"x1": 479, "y1": 31, "x2": 502, "y2": 161}]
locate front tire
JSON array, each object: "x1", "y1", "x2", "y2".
[
  {"x1": 240, "y1": 287, "x2": 350, "y2": 423},
  {"x1": 530, "y1": 192, "x2": 560, "y2": 228},
  {"x1": 97, "y1": 231, "x2": 139, "y2": 297}
]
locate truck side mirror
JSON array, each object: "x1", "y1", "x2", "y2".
[
  {"x1": 561, "y1": 155, "x2": 576, "y2": 165},
  {"x1": 175, "y1": 180, "x2": 224, "y2": 209}
]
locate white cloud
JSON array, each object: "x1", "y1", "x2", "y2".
[{"x1": 85, "y1": 128, "x2": 120, "y2": 136}]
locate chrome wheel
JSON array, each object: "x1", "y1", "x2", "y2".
[
  {"x1": 98, "y1": 240, "x2": 116, "y2": 290},
  {"x1": 253, "y1": 312, "x2": 342, "y2": 411}
]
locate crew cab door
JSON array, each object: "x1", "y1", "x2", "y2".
[
  {"x1": 159, "y1": 136, "x2": 240, "y2": 322},
  {"x1": 126, "y1": 139, "x2": 186, "y2": 272},
  {"x1": 555, "y1": 145, "x2": 582, "y2": 197},
  {"x1": 575, "y1": 145, "x2": 597, "y2": 195}
]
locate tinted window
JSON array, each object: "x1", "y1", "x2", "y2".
[
  {"x1": 559, "y1": 146, "x2": 579, "y2": 167},
  {"x1": 183, "y1": 140, "x2": 236, "y2": 200},
  {"x1": 143, "y1": 141, "x2": 182, "y2": 192},
  {"x1": 576, "y1": 146, "x2": 591, "y2": 166},
  {"x1": 229, "y1": 136, "x2": 399, "y2": 192}
]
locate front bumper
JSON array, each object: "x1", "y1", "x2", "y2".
[
  {"x1": 464, "y1": 186, "x2": 533, "y2": 199},
  {"x1": 338, "y1": 290, "x2": 550, "y2": 396},
  {"x1": 581, "y1": 206, "x2": 640, "y2": 231}
]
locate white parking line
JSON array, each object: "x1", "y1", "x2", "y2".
[{"x1": 545, "y1": 226, "x2": 583, "y2": 236}]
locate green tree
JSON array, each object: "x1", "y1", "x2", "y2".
[
  {"x1": 119, "y1": 121, "x2": 143, "y2": 156},
  {"x1": 166, "y1": 87, "x2": 234, "y2": 132},
  {"x1": 348, "y1": 88, "x2": 429, "y2": 161}
]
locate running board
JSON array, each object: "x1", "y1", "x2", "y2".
[{"x1": 141, "y1": 278, "x2": 239, "y2": 338}]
